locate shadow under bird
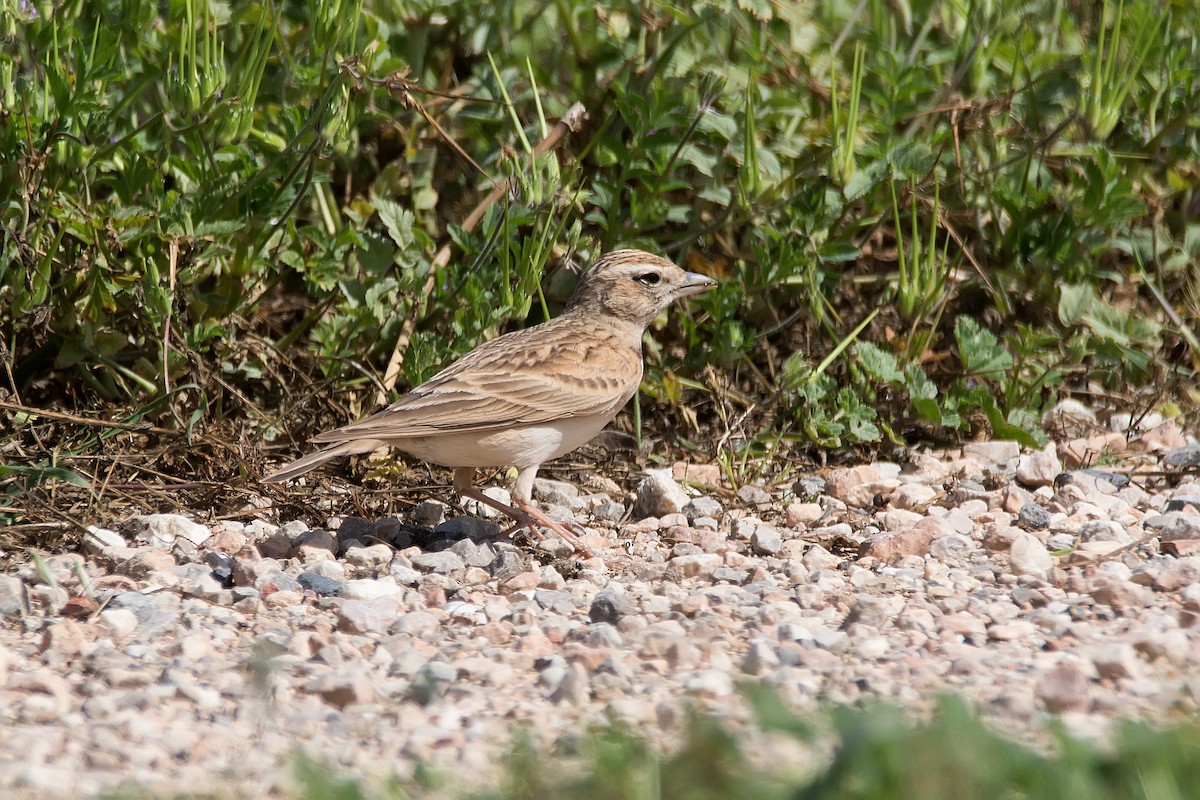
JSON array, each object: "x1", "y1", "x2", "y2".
[{"x1": 264, "y1": 249, "x2": 717, "y2": 563}]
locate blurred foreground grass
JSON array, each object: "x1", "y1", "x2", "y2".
[{"x1": 104, "y1": 694, "x2": 1200, "y2": 800}]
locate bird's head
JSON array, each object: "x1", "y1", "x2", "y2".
[{"x1": 565, "y1": 249, "x2": 718, "y2": 328}]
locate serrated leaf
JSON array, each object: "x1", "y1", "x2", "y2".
[
  {"x1": 835, "y1": 388, "x2": 881, "y2": 442},
  {"x1": 854, "y1": 341, "x2": 903, "y2": 384},
  {"x1": 955, "y1": 316, "x2": 1012, "y2": 377},
  {"x1": 375, "y1": 199, "x2": 414, "y2": 250},
  {"x1": 844, "y1": 159, "x2": 885, "y2": 201}
]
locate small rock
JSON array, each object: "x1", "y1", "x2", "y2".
[
  {"x1": 859, "y1": 529, "x2": 933, "y2": 563},
  {"x1": 1015, "y1": 443, "x2": 1061, "y2": 487},
  {"x1": 127, "y1": 514, "x2": 213, "y2": 548},
  {"x1": 589, "y1": 591, "x2": 636, "y2": 624},
  {"x1": 1090, "y1": 643, "x2": 1142, "y2": 681},
  {"x1": 550, "y1": 662, "x2": 589, "y2": 705},
  {"x1": 1153, "y1": 558, "x2": 1200, "y2": 592},
  {"x1": 436, "y1": 516, "x2": 502, "y2": 540},
  {"x1": 750, "y1": 524, "x2": 783, "y2": 555},
  {"x1": 684, "y1": 669, "x2": 734, "y2": 698},
  {"x1": 0, "y1": 575, "x2": 25, "y2": 617},
  {"x1": 1042, "y1": 399, "x2": 1098, "y2": 438},
  {"x1": 408, "y1": 660, "x2": 458, "y2": 705},
  {"x1": 306, "y1": 670, "x2": 376, "y2": 708},
  {"x1": 963, "y1": 441, "x2": 1021, "y2": 466},
  {"x1": 411, "y1": 551, "x2": 466, "y2": 574},
  {"x1": 340, "y1": 578, "x2": 403, "y2": 601},
  {"x1": 633, "y1": 472, "x2": 692, "y2": 518},
  {"x1": 297, "y1": 572, "x2": 343, "y2": 597},
  {"x1": 1078, "y1": 520, "x2": 1131, "y2": 544},
  {"x1": 672, "y1": 462, "x2": 722, "y2": 486},
  {"x1": 793, "y1": 476, "x2": 826, "y2": 498},
  {"x1": 1144, "y1": 513, "x2": 1200, "y2": 541},
  {"x1": 737, "y1": 485, "x2": 772, "y2": 507},
  {"x1": 1017, "y1": 503, "x2": 1051, "y2": 531},
  {"x1": 801, "y1": 545, "x2": 840, "y2": 572},
  {"x1": 117, "y1": 549, "x2": 176, "y2": 580},
  {"x1": 410, "y1": 500, "x2": 449, "y2": 527},
  {"x1": 1036, "y1": 662, "x2": 1091, "y2": 712},
  {"x1": 681, "y1": 497, "x2": 724, "y2": 521},
  {"x1": 785, "y1": 502, "x2": 824, "y2": 527},
  {"x1": 1009, "y1": 532, "x2": 1053, "y2": 579},
  {"x1": 928, "y1": 534, "x2": 975, "y2": 567},
  {"x1": 742, "y1": 639, "x2": 781, "y2": 675},
  {"x1": 669, "y1": 553, "x2": 722, "y2": 579},
  {"x1": 83, "y1": 526, "x2": 126, "y2": 553},
  {"x1": 825, "y1": 465, "x2": 880, "y2": 502},
  {"x1": 98, "y1": 608, "x2": 140, "y2": 639},
  {"x1": 338, "y1": 597, "x2": 401, "y2": 634},
  {"x1": 1164, "y1": 444, "x2": 1200, "y2": 469}
]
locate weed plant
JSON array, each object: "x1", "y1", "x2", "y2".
[{"x1": 2, "y1": 0, "x2": 1198, "y2": 475}]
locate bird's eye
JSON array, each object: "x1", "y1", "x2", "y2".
[{"x1": 635, "y1": 272, "x2": 661, "y2": 286}]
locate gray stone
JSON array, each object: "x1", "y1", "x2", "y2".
[
  {"x1": 1164, "y1": 444, "x2": 1200, "y2": 469},
  {"x1": 0, "y1": 575, "x2": 25, "y2": 617},
  {"x1": 297, "y1": 572, "x2": 343, "y2": 596},
  {"x1": 737, "y1": 485, "x2": 772, "y2": 507},
  {"x1": 410, "y1": 500, "x2": 449, "y2": 528},
  {"x1": 449, "y1": 538, "x2": 497, "y2": 568},
  {"x1": 411, "y1": 551, "x2": 465, "y2": 574},
  {"x1": 793, "y1": 476, "x2": 826, "y2": 498},
  {"x1": 550, "y1": 662, "x2": 589, "y2": 705},
  {"x1": 1090, "y1": 643, "x2": 1142, "y2": 681},
  {"x1": 963, "y1": 441, "x2": 1021, "y2": 465},
  {"x1": 711, "y1": 566, "x2": 749, "y2": 584},
  {"x1": 1143, "y1": 512, "x2": 1200, "y2": 540},
  {"x1": 750, "y1": 524, "x2": 783, "y2": 555},
  {"x1": 83, "y1": 526, "x2": 126, "y2": 552},
  {"x1": 1015, "y1": 444, "x2": 1062, "y2": 487},
  {"x1": 742, "y1": 639, "x2": 781, "y2": 675},
  {"x1": 436, "y1": 516, "x2": 502, "y2": 540},
  {"x1": 1078, "y1": 520, "x2": 1131, "y2": 543},
  {"x1": 589, "y1": 591, "x2": 636, "y2": 624},
  {"x1": 1017, "y1": 503, "x2": 1051, "y2": 530},
  {"x1": 408, "y1": 660, "x2": 458, "y2": 705},
  {"x1": 592, "y1": 500, "x2": 627, "y2": 523},
  {"x1": 681, "y1": 497, "x2": 724, "y2": 521},
  {"x1": 633, "y1": 472, "x2": 691, "y2": 518},
  {"x1": 929, "y1": 533, "x2": 976, "y2": 566}
]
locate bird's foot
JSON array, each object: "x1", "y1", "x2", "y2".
[{"x1": 459, "y1": 488, "x2": 602, "y2": 565}]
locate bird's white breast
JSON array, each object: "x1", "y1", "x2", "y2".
[{"x1": 393, "y1": 412, "x2": 615, "y2": 470}]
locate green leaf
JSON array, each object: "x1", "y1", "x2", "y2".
[
  {"x1": 981, "y1": 395, "x2": 1042, "y2": 449},
  {"x1": 904, "y1": 365, "x2": 943, "y2": 424},
  {"x1": 1058, "y1": 283, "x2": 1094, "y2": 325},
  {"x1": 817, "y1": 241, "x2": 862, "y2": 264},
  {"x1": 375, "y1": 199, "x2": 414, "y2": 250},
  {"x1": 853, "y1": 341, "x2": 903, "y2": 384},
  {"x1": 955, "y1": 317, "x2": 1012, "y2": 378}
]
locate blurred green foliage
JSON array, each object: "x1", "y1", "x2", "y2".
[{"x1": 2, "y1": 0, "x2": 1197, "y2": 455}]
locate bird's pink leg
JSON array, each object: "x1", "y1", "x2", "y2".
[{"x1": 457, "y1": 486, "x2": 600, "y2": 562}]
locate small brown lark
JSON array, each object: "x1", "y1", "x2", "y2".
[{"x1": 264, "y1": 249, "x2": 717, "y2": 562}]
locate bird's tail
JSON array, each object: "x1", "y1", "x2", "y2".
[{"x1": 263, "y1": 439, "x2": 386, "y2": 483}]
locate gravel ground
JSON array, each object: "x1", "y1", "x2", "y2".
[{"x1": 3, "y1": 404, "x2": 1200, "y2": 798}]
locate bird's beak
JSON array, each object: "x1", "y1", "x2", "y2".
[{"x1": 677, "y1": 272, "x2": 718, "y2": 298}]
